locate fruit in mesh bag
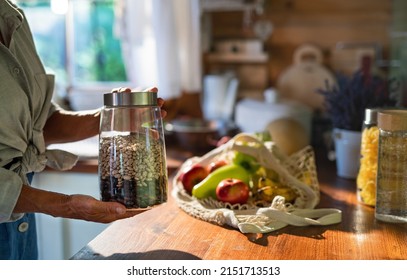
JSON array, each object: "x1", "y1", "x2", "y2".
[
  {"x1": 207, "y1": 159, "x2": 228, "y2": 173},
  {"x1": 180, "y1": 164, "x2": 209, "y2": 195},
  {"x1": 192, "y1": 163, "x2": 251, "y2": 199},
  {"x1": 216, "y1": 178, "x2": 250, "y2": 205},
  {"x1": 256, "y1": 177, "x2": 298, "y2": 203}
]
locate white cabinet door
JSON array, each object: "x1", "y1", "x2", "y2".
[{"x1": 32, "y1": 171, "x2": 109, "y2": 260}]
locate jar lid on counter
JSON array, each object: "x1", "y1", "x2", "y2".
[
  {"x1": 378, "y1": 109, "x2": 407, "y2": 131},
  {"x1": 103, "y1": 91, "x2": 157, "y2": 107}
]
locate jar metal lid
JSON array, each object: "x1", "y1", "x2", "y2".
[
  {"x1": 103, "y1": 91, "x2": 157, "y2": 107},
  {"x1": 364, "y1": 108, "x2": 380, "y2": 125},
  {"x1": 378, "y1": 109, "x2": 407, "y2": 131}
]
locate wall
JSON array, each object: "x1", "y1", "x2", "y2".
[
  {"x1": 390, "y1": 0, "x2": 407, "y2": 105},
  {"x1": 203, "y1": 0, "x2": 393, "y2": 99}
]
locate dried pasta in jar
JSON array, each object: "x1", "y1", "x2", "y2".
[{"x1": 356, "y1": 126, "x2": 379, "y2": 206}]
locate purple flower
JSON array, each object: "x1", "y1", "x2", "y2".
[{"x1": 318, "y1": 70, "x2": 398, "y2": 131}]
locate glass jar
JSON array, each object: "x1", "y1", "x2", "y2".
[
  {"x1": 375, "y1": 110, "x2": 407, "y2": 223},
  {"x1": 99, "y1": 91, "x2": 168, "y2": 209},
  {"x1": 356, "y1": 108, "x2": 379, "y2": 206}
]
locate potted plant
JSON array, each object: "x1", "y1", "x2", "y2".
[{"x1": 319, "y1": 57, "x2": 398, "y2": 178}]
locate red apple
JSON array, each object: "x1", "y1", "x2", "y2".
[
  {"x1": 216, "y1": 178, "x2": 250, "y2": 205},
  {"x1": 181, "y1": 164, "x2": 209, "y2": 195},
  {"x1": 207, "y1": 159, "x2": 228, "y2": 173}
]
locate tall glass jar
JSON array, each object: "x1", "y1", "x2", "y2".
[
  {"x1": 375, "y1": 110, "x2": 407, "y2": 223},
  {"x1": 356, "y1": 108, "x2": 379, "y2": 206},
  {"x1": 99, "y1": 91, "x2": 168, "y2": 209}
]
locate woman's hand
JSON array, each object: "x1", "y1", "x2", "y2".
[
  {"x1": 14, "y1": 185, "x2": 147, "y2": 223},
  {"x1": 63, "y1": 194, "x2": 147, "y2": 223},
  {"x1": 111, "y1": 86, "x2": 157, "y2": 93},
  {"x1": 111, "y1": 87, "x2": 166, "y2": 119}
]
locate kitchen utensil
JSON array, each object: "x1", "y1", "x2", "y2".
[
  {"x1": 277, "y1": 44, "x2": 336, "y2": 111},
  {"x1": 165, "y1": 119, "x2": 219, "y2": 153},
  {"x1": 202, "y1": 73, "x2": 239, "y2": 122}
]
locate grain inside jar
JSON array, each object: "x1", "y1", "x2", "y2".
[{"x1": 99, "y1": 133, "x2": 167, "y2": 208}]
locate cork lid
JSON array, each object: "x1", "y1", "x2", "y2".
[
  {"x1": 103, "y1": 91, "x2": 157, "y2": 107},
  {"x1": 378, "y1": 109, "x2": 407, "y2": 131}
]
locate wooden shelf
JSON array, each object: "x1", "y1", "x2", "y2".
[{"x1": 206, "y1": 52, "x2": 269, "y2": 63}]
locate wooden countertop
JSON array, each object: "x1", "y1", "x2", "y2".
[{"x1": 71, "y1": 150, "x2": 407, "y2": 260}]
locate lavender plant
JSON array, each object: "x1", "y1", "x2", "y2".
[{"x1": 319, "y1": 70, "x2": 398, "y2": 131}]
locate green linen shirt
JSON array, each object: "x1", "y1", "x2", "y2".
[{"x1": 0, "y1": 0, "x2": 67, "y2": 223}]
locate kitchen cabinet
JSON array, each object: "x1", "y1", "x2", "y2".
[
  {"x1": 32, "y1": 171, "x2": 108, "y2": 260},
  {"x1": 31, "y1": 137, "x2": 106, "y2": 260},
  {"x1": 201, "y1": 2, "x2": 271, "y2": 100}
]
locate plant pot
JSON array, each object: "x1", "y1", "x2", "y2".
[{"x1": 333, "y1": 128, "x2": 362, "y2": 179}]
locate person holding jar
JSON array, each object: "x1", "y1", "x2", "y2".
[{"x1": 0, "y1": 0, "x2": 166, "y2": 259}]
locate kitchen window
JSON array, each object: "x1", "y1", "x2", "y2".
[
  {"x1": 15, "y1": 0, "x2": 129, "y2": 110},
  {"x1": 16, "y1": 0, "x2": 202, "y2": 108}
]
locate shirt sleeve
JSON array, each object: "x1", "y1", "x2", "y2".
[
  {"x1": 47, "y1": 100, "x2": 61, "y2": 119},
  {"x1": 0, "y1": 168, "x2": 24, "y2": 223}
]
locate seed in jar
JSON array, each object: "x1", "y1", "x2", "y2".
[
  {"x1": 99, "y1": 134, "x2": 167, "y2": 208},
  {"x1": 123, "y1": 179, "x2": 137, "y2": 207},
  {"x1": 100, "y1": 179, "x2": 112, "y2": 201}
]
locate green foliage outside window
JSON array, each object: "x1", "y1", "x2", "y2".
[
  {"x1": 73, "y1": 0, "x2": 127, "y2": 82},
  {"x1": 17, "y1": 0, "x2": 127, "y2": 84}
]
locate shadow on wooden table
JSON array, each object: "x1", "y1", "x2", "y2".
[
  {"x1": 72, "y1": 247, "x2": 201, "y2": 260},
  {"x1": 244, "y1": 224, "x2": 333, "y2": 247}
]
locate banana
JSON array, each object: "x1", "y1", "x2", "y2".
[{"x1": 256, "y1": 177, "x2": 298, "y2": 203}]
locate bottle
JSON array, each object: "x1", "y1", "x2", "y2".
[
  {"x1": 375, "y1": 110, "x2": 407, "y2": 223},
  {"x1": 99, "y1": 91, "x2": 168, "y2": 209},
  {"x1": 356, "y1": 108, "x2": 379, "y2": 206}
]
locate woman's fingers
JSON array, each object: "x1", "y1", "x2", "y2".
[
  {"x1": 111, "y1": 87, "x2": 132, "y2": 93},
  {"x1": 67, "y1": 194, "x2": 150, "y2": 223},
  {"x1": 157, "y1": 98, "x2": 167, "y2": 118},
  {"x1": 111, "y1": 87, "x2": 158, "y2": 93},
  {"x1": 110, "y1": 86, "x2": 165, "y2": 118},
  {"x1": 142, "y1": 86, "x2": 158, "y2": 93}
]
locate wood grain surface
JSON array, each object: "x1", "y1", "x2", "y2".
[{"x1": 71, "y1": 156, "x2": 407, "y2": 260}]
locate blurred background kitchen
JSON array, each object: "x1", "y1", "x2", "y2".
[{"x1": 15, "y1": 0, "x2": 407, "y2": 259}]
